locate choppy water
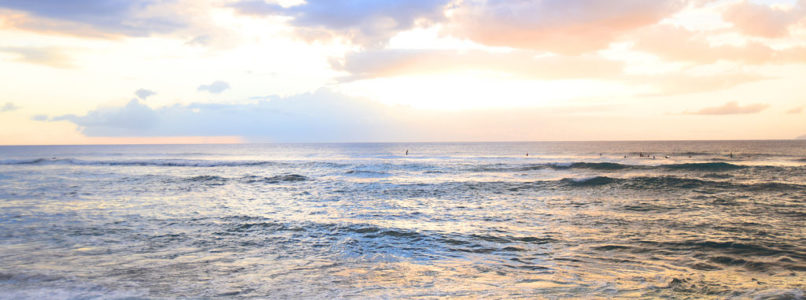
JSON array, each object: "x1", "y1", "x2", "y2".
[{"x1": 0, "y1": 141, "x2": 804, "y2": 299}]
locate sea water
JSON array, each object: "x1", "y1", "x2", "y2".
[{"x1": 0, "y1": 141, "x2": 804, "y2": 298}]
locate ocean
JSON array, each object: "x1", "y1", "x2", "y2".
[{"x1": 0, "y1": 141, "x2": 804, "y2": 299}]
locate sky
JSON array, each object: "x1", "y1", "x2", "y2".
[{"x1": 0, "y1": 0, "x2": 804, "y2": 144}]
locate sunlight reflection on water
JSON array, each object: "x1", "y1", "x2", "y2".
[{"x1": 0, "y1": 141, "x2": 804, "y2": 298}]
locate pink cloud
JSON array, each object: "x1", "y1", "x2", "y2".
[
  {"x1": 633, "y1": 25, "x2": 806, "y2": 64},
  {"x1": 445, "y1": 0, "x2": 686, "y2": 54},
  {"x1": 723, "y1": 0, "x2": 805, "y2": 38}
]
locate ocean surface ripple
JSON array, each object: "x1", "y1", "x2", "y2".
[{"x1": 0, "y1": 141, "x2": 804, "y2": 299}]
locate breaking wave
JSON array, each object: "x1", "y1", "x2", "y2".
[
  {"x1": 473, "y1": 162, "x2": 756, "y2": 172},
  {"x1": 504, "y1": 176, "x2": 805, "y2": 192},
  {"x1": 183, "y1": 174, "x2": 309, "y2": 184}
]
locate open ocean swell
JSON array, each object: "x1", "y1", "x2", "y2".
[{"x1": 0, "y1": 141, "x2": 804, "y2": 299}]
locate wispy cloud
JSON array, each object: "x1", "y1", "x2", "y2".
[
  {"x1": 197, "y1": 81, "x2": 230, "y2": 94},
  {"x1": 686, "y1": 101, "x2": 770, "y2": 115},
  {"x1": 787, "y1": 106, "x2": 803, "y2": 114},
  {"x1": 30, "y1": 114, "x2": 49, "y2": 121},
  {"x1": 639, "y1": 73, "x2": 769, "y2": 96},
  {"x1": 1, "y1": 102, "x2": 20, "y2": 112},
  {"x1": 0, "y1": 46, "x2": 73, "y2": 68},
  {"x1": 334, "y1": 49, "x2": 624, "y2": 81}
]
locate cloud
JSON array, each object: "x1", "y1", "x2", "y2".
[
  {"x1": 135, "y1": 89, "x2": 156, "y2": 100},
  {"x1": 723, "y1": 0, "x2": 805, "y2": 38},
  {"x1": 27, "y1": 90, "x2": 633, "y2": 142},
  {"x1": 334, "y1": 48, "x2": 766, "y2": 96},
  {"x1": 0, "y1": 0, "x2": 184, "y2": 37},
  {"x1": 229, "y1": 0, "x2": 451, "y2": 46},
  {"x1": 227, "y1": 0, "x2": 283, "y2": 16},
  {"x1": 0, "y1": 46, "x2": 73, "y2": 68},
  {"x1": 633, "y1": 25, "x2": 806, "y2": 64},
  {"x1": 445, "y1": 0, "x2": 686, "y2": 54},
  {"x1": 787, "y1": 106, "x2": 804, "y2": 114},
  {"x1": 798, "y1": 134, "x2": 806, "y2": 139},
  {"x1": 30, "y1": 114, "x2": 49, "y2": 121},
  {"x1": 197, "y1": 81, "x2": 230, "y2": 94},
  {"x1": 34, "y1": 88, "x2": 800, "y2": 142},
  {"x1": 686, "y1": 101, "x2": 770, "y2": 115},
  {"x1": 334, "y1": 49, "x2": 624, "y2": 81},
  {"x1": 51, "y1": 99, "x2": 160, "y2": 135},
  {"x1": 42, "y1": 89, "x2": 413, "y2": 142},
  {"x1": 638, "y1": 73, "x2": 769, "y2": 96},
  {"x1": 1, "y1": 102, "x2": 19, "y2": 112},
  {"x1": 185, "y1": 35, "x2": 211, "y2": 46}
]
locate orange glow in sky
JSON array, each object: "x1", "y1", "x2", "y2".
[{"x1": 0, "y1": 0, "x2": 804, "y2": 144}]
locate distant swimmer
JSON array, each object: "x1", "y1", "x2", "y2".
[
  {"x1": 729, "y1": 152, "x2": 734, "y2": 159},
  {"x1": 624, "y1": 155, "x2": 627, "y2": 158},
  {"x1": 665, "y1": 155, "x2": 670, "y2": 159},
  {"x1": 652, "y1": 155, "x2": 656, "y2": 160},
  {"x1": 526, "y1": 153, "x2": 529, "y2": 157},
  {"x1": 405, "y1": 149, "x2": 409, "y2": 156}
]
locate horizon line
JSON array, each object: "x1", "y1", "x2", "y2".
[{"x1": 1, "y1": 138, "x2": 804, "y2": 147}]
